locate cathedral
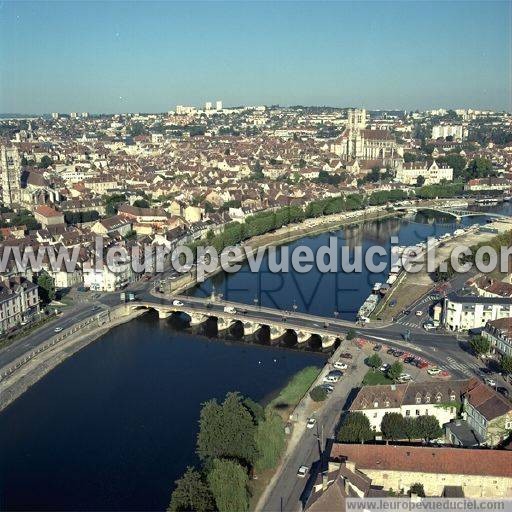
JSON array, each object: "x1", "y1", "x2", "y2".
[
  {"x1": 1, "y1": 146, "x2": 60, "y2": 210},
  {"x1": 330, "y1": 109, "x2": 403, "y2": 166}
]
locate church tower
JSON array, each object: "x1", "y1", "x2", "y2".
[{"x1": 1, "y1": 146, "x2": 22, "y2": 208}]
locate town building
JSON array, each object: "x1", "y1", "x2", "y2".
[
  {"x1": 483, "y1": 317, "x2": 512, "y2": 357},
  {"x1": 432, "y1": 124, "x2": 467, "y2": 140},
  {"x1": 0, "y1": 276, "x2": 39, "y2": 333},
  {"x1": 395, "y1": 160, "x2": 453, "y2": 185},
  {"x1": 327, "y1": 443, "x2": 512, "y2": 498},
  {"x1": 442, "y1": 293, "x2": 512, "y2": 331},
  {"x1": 349, "y1": 381, "x2": 466, "y2": 431},
  {"x1": 34, "y1": 205, "x2": 65, "y2": 228}
]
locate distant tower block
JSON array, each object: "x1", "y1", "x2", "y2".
[
  {"x1": 216, "y1": 100, "x2": 223, "y2": 111},
  {"x1": 205, "y1": 101, "x2": 212, "y2": 111},
  {"x1": 0, "y1": 146, "x2": 22, "y2": 207},
  {"x1": 347, "y1": 108, "x2": 367, "y2": 130}
]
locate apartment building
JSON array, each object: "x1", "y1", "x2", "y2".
[
  {"x1": 443, "y1": 293, "x2": 512, "y2": 331},
  {"x1": 483, "y1": 317, "x2": 512, "y2": 357},
  {"x1": 0, "y1": 277, "x2": 40, "y2": 333}
]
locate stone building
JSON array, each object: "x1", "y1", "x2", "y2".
[{"x1": 1, "y1": 146, "x2": 22, "y2": 208}]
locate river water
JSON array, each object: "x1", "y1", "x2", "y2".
[{"x1": 0, "y1": 203, "x2": 510, "y2": 511}]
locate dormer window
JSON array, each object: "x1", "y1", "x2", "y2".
[
  {"x1": 436, "y1": 393, "x2": 442, "y2": 403},
  {"x1": 384, "y1": 400, "x2": 390, "y2": 407},
  {"x1": 374, "y1": 401, "x2": 379, "y2": 408},
  {"x1": 450, "y1": 393, "x2": 456, "y2": 402},
  {"x1": 415, "y1": 393, "x2": 421, "y2": 404},
  {"x1": 425, "y1": 394, "x2": 431, "y2": 403}
]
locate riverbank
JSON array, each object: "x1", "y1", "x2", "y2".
[
  {"x1": 0, "y1": 305, "x2": 146, "y2": 412},
  {"x1": 372, "y1": 218, "x2": 512, "y2": 321}
]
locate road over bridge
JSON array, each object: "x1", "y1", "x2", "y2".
[{"x1": 397, "y1": 205, "x2": 509, "y2": 221}]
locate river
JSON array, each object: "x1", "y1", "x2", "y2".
[{"x1": 0, "y1": 203, "x2": 510, "y2": 511}]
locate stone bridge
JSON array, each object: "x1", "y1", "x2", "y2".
[
  {"x1": 127, "y1": 295, "x2": 359, "y2": 350},
  {"x1": 398, "y1": 205, "x2": 508, "y2": 221}
]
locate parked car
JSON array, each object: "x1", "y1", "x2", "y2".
[
  {"x1": 497, "y1": 387, "x2": 510, "y2": 398},
  {"x1": 223, "y1": 306, "x2": 236, "y2": 314},
  {"x1": 427, "y1": 367, "x2": 442, "y2": 376},
  {"x1": 321, "y1": 384, "x2": 334, "y2": 394},
  {"x1": 373, "y1": 344, "x2": 382, "y2": 352},
  {"x1": 306, "y1": 418, "x2": 317, "y2": 429},
  {"x1": 172, "y1": 300, "x2": 184, "y2": 306},
  {"x1": 386, "y1": 348, "x2": 395, "y2": 355},
  {"x1": 389, "y1": 299, "x2": 397, "y2": 308},
  {"x1": 404, "y1": 356, "x2": 416, "y2": 365},
  {"x1": 417, "y1": 361, "x2": 429, "y2": 369},
  {"x1": 485, "y1": 377, "x2": 497, "y2": 387},
  {"x1": 297, "y1": 465, "x2": 309, "y2": 478},
  {"x1": 393, "y1": 350, "x2": 405, "y2": 358},
  {"x1": 398, "y1": 373, "x2": 412, "y2": 382},
  {"x1": 380, "y1": 363, "x2": 390, "y2": 372},
  {"x1": 324, "y1": 370, "x2": 343, "y2": 383},
  {"x1": 334, "y1": 361, "x2": 348, "y2": 371},
  {"x1": 340, "y1": 353, "x2": 353, "y2": 359},
  {"x1": 415, "y1": 310, "x2": 423, "y2": 317}
]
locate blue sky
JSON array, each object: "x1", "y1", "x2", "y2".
[{"x1": 0, "y1": 1, "x2": 510, "y2": 113}]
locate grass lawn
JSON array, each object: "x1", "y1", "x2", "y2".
[
  {"x1": 362, "y1": 370, "x2": 393, "y2": 386},
  {"x1": 269, "y1": 366, "x2": 321, "y2": 411}
]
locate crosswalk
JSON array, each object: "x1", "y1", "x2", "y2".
[{"x1": 439, "y1": 356, "x2": 477, "y2": 377}]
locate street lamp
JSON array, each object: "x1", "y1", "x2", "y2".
[
  {"x1": 253, "y1": 295, "x2": 259, "y2": 309},
  {"x1": 334, "y1": 311, "x2": 339, "y2": 320},
  {"x1": 292, "y1": 299, "x2": 298, "y2": 314}
]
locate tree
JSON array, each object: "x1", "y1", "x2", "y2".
[
  {"x1": 310, "y1": 386, "x2": 328, "y2": 402},
  {"x1": 367, "y1": 354, "x2": 382, "y2": 372},
  {"x1": 104, "y1": 193, "x2": 126, "y2": 215},
  {"x1": 346, "y1": 328, "x2": 356, "y2": 340},
  {"x1": 207, "y1": 459, "x2": 249, "y2": 512},
  {"x1": 196, "y1": 392, "x2": 257, "y2": 466},
  {"x1": 469, "y1": 335, "x2": 491, "y2": 357},
  {"x1": 416, "y1": 175, "x2": 426, "y2": 187},
  {"x1": 387, "y1": 361, "x2": 404, "y2": 382},
  {"x1": 409, "y1": 483, "x2": 425, "y2": 497},
  {"x1": 500, "y1": 355, "x2": 512, "y2": 376},
  {"x1": 416, "y1": 415, "x2": 443, "y2": 442},
  {"x1": 37, "y1": 271, "x2": 55, "y2": 304},
  {"x1": 403, "y1": 417, "x2": 419, "y2": 441},
  {"x1": 337, "y1": 412, "x2": 374, "y2": 443},
  {"x1": 38, "y1": 155, "x2": 52, "y2": 168},
  {"x1": 129, "y1": 122, "x2": 145, "y2": 136},
  {"x1": 168, "y1": 467, "x2": 214, "y2": 512},
  {"x1": 254, "y1": 410, "x2": 285, "y2": 472},
  {"x1": 133, "y1": 199, "x2": 150, "y2": 208},
  {"x1": 381, "y1": 413, "x2": 406, "y2": 441}
]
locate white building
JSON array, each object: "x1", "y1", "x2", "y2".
[
  {"x1": 432, "y1": 124, "x2": 467, "y2": 140},
  {"x1": 395, "y1": 160, "x2": 453, "y2": 185},
  {"x1": 205, "y1": 101, "x2": 212, "y2": 111},
  {"x1": 216, "y1": 100, "x2": 223, "y2": 111},
  {"x1": 349, "y1": 381, "x2": 467, "y2": 431},
  {"x1": 82, "y1": 257, "x2": 134, "y2": 292},
  {"x1": 443, "y1": 293, "x2": 512, "y2": 332}
]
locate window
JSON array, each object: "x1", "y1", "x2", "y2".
[
  {"x1": 450, "y1": 394, "x2": 456, "y2": 402},
  {"x1": 385, "y1": 400, "x2": 390, "y2": 407},
  {"x1": 425, "y1": 394, "x2": 431, "y2": 403},
  {"x1": 416, "y1": 410, "x2": 420, "y2": 416},
  {"x1": 415, "y1": 395, "x2": 421, "y2": 404},
  {"x1": 406, "y1": 410, "x2": 410, "y2": 417},
  {"x1": 436, "y1": 394, "x2": 442, "y2": 403}
]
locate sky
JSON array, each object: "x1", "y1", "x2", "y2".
[{"x1": 0, "y1": 1, "x2": 510, "y2": 114}]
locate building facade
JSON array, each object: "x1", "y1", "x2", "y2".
[
  {"x1": 0, "y1": 277, "x2": 39, "y2": 333},
  {"x1": 1, "y1": 146, "x2": 22, "y2": 208},
  {"x1": 395, "y1": 160, "x2": 453, "y2": 185}
]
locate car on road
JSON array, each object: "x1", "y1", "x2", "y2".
[
  {"x1": 339, "y1": 352, "x2": 353, "y2": 359},
  {"x1": 484, "y1": 377, "x2": 497, "y2": 387},
  {"x1": 297, "y1": 465, "x2": 309, "y2": 478},
  {"x1": 306, "y1": 418, "x2": 317, "y2": 429},
  {"x1": 172, "y1": 300, "x2": 184, "y2": 306},
  {"x1": 373, "y1": 344, "x2": 382, "y2": 352},
  {"x1": 224, "y1": 306, "x2": 237, "y2": 314},
  {"x1": 423, "y1": 322, "x2": 436, "y2": 331},
  {"x1": 402, "y1": 309, "x2": 411, "y2": 316},
  {"x1": 54, "y1": 327, "x2": 63, "y2": 333},
  {"x1": 333, "y1": 361, "x2": 348, "y2": 370},
  {"x1": 415, "y1": 310, "x2": 423, "y2": 317},
  {"x1": 427, "y1": 367, "x2": 442, "y2": 376},
  {"x1": 380, "y1": 363, "x2": 390, "y2": 372},
  {"x1": 389, "y1": 299, "x2": 397, "y2": 308},
  {"x1": 497, "y1": 387, "x2": 510, "y2": 398}
]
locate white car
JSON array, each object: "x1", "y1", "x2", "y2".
[
  {"x1": 398, "y1": 373, "x2": 412, "y2": 382},
  {"x1": 427, "y1": 367, "x2": 442, "y2": 376},
  {"x1": 485, "y1": 378, "x2": 496, "y2": 387},
  {"x1": 334, "y1": 361, "x2": 348, "y2": 370},
  {"x1": 54, "y1": 327, "x2": 63, "y2": 333},
  {"x1": 306, "y1": 418, "x2": 317, "y2": 429},
  {"x1": 415, "y1": 310, "x2": 423, "y2": 317},
  {"x1": 297, "y1": 465, "x2": 309, "y2": 478},
  {"x1": 380, "y1": 363, "x2": 390, "y2": 372},
  {"x1": 172, "y1": 300, "x2": 184, "y2": 306},
  {"x1": 423, "y1": 322, "x2": 436, "y2": 331}
]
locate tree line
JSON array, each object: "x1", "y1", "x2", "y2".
[{"x1": 168, "y1": 392, "x2": 286, "y2": 512}]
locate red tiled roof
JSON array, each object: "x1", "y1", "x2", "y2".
[{"x1": 331, "y1": 444, "x2": 512, "y2": 478}]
